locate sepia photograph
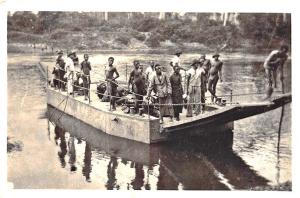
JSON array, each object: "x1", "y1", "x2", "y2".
[{"x1": 3, "y1": 1, "x2": 296, "y2": 193}]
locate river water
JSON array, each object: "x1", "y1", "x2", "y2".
[{"x1": 7, "y1": 52, "x2": 291, "y2": 190}]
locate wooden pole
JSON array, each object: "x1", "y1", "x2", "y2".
[{"x1": 46, "y1": 65, "x2": 48, "y2": 88}]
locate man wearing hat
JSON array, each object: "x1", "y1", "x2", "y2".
[
  {"x1": 52, "y1": 50, "x2": 65, "y2": 89},
  {"x1": 71, "y1": 51, "x2": 79, "y2": 66},
  {"x1": 208, "y1": 53, "x2": 223, "y2": 103},
  {"x1": 64, "y1": 51, "x2": 75, "y2": 95},
  {"x1": 186, "y1": 59, "x2": 202, "y2": 117}
]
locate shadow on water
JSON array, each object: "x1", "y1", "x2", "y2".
[{"x1": 48, "y1": 105, "x2": 269, "y2": 190}]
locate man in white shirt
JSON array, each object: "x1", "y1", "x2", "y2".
[
  {"x1": 170, "y1": 51, "x2": 182, "y2": 68},
  {"x1": 65, "y1": 51, "x2": 75, "y2": 95},
  {"x1": 145, "y1": 60, "x2": 155, "y2": 86}
]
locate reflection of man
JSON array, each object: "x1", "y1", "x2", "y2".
[
  {"x1": 263, "y1": 45, "x2": 288, "y2": 98},
  {"x1": 208, "y1": 54, "x2": 223, "y2": 103},
  {"x1": 131, "y1": 163, "x2": 145, "y2": 190},
  {"x1": 106, "y1": 156, "x2": 119, "y2": 190},
  {"x1": 54, "y1": 126, "x2": 67, "y2": 168},
  {"x1": 82, "y1": 143, "x2": 92, "y2": 182},
  {"x1": 68, "y1": 136, "x2": 77, "y2": 172}
]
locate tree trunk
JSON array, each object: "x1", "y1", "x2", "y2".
[
  {"x1": 159, "y1": 12, "x2": 165, "y2": 20},
  {"x1": 223, "y1": 12, "x2": 228, "y2": 26},
  {"x1": 104, "y1": 12, "x2": 108, "y2": 21}
]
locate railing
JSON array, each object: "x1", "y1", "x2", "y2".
[{"x1": 47, "y1": 64, "x2": 277, "y2": 121}]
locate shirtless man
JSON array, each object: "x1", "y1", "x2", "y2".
[
  {"x1": 208, "y1": 54, "x2": 223, "y2": 102},
  {"x1": 105, "y1": 57, "x2": 120, "y2": 111},
  {"x1": 264, "y1": 45, "x2": 288, "y2": 98},
  {"x1": 128, "y1": 60, "x2": 145, "y2": 112}
]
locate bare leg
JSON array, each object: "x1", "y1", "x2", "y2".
[
  {"x1": 273, "y1": 69, "x2": 278, "y2": 88},
  {"x1": 208, "y1": 79, "x2": 214, "y2": 102},
  {"x1": 265, "y1": 68, "x2": 273, "y2": 99},
  {"x1": 212, "y1": 77, "x2": 219, "y2": 100}
]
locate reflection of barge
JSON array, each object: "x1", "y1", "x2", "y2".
[
  {"x1": 48, "y1": 105, "x2": 270, "y2": 190},
  {"x1": 40, "y1": 62, "x2": 291, "y2": 144}
]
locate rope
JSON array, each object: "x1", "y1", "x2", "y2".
[{"x1": 148, "y1": 101, "x2": 239, "y2": 106}]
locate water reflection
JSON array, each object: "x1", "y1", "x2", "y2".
[
  {"x1": 82, "y1": 143, "x2": 92, "y2": 182},
  {"x1": 131, "y1": 163, "x2": 144, "y2": 190},
  {"x1": 54, "y1": 126, "x2": 67, "y2": 168},
  {"x1": 68, "y1": 136, "x2": 77, "y2": 172},
  {"x1": 48, "y1": 105, "x2": 271, "y2": 190},
  {"x1": 106, "y1": 156, "x2": 119, "y2": 190}
]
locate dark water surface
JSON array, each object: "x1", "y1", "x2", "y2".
[{"x1": 7, "y1": 53, "x2": 291, "y2": 189}]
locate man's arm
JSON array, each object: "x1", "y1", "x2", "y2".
[
  {"x1": 147, "y1": 77, "x2": 155, "y2": 98},
  {"x1": 186, "y1": 73, "x2": 191, "y2": 94},
  {"x1": 219, "y1": 62, "x2": 223, "y2": 82},
  {"x1": 113, "y1": 68, "x2": 119, "y2": 81},
  {"x1": 166, "y1": 75, "x2": 172, "y2": 95},
  {"x1": 88, "y1": 61, "x2": 92, "y2": 71},
  {"x1": 80, "y1": 61, "x2": 84, "y2": 72}
]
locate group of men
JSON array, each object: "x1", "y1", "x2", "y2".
[
  {"x1": 52, "y1": 44, "x2": 288, "y2": 124},
  {"x1": 52, "y1": 50, "x2": 92, "y2": 100},
  {"x1": 103, "y1": 51, "x2": 224, "y2": 123}
]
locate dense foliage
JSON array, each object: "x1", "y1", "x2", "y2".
[{"x1": 7, "y1": 12, "x2": 291, "y2": 51}]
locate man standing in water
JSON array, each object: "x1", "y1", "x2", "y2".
[
  {"x1": 147, "y1": 64, "x2": 174, "y2": 123},
  {"x1": 208, "y1": 54, "x2": 223, "y2": 103},
  {"x1": 80, "y1": 54, "x2": 92, "y2": 101},
  {"x1": 105, "y1": 57, "x2": 120, "y2": 111},
  {"x1": 65, "y1": 51, "x2": 75, "y2": 95},
  {"x1": 264, "y1": 45, "x2": 289, "y2": 98}
]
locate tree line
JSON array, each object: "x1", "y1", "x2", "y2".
[{"x1": 7, "y1": 11, "x2": 291, "y2": 50}]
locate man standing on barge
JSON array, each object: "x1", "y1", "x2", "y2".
[
  {"x1": 65, "y1": 51, "x2": 75, "y2": 95},
  {"x1": 105, "y1": 57, "x2": 120, "y2": 111},
  {"x1": 80, "y1": 54, "x2": 92, "y2": 101}
]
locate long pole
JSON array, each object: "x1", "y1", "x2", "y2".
[
  {"x1": 276, "y1": 63, "x2": 286, "y2": 185},
  {"x1": 46, "y1": 65, "x2": 48, "y2": 88}
]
